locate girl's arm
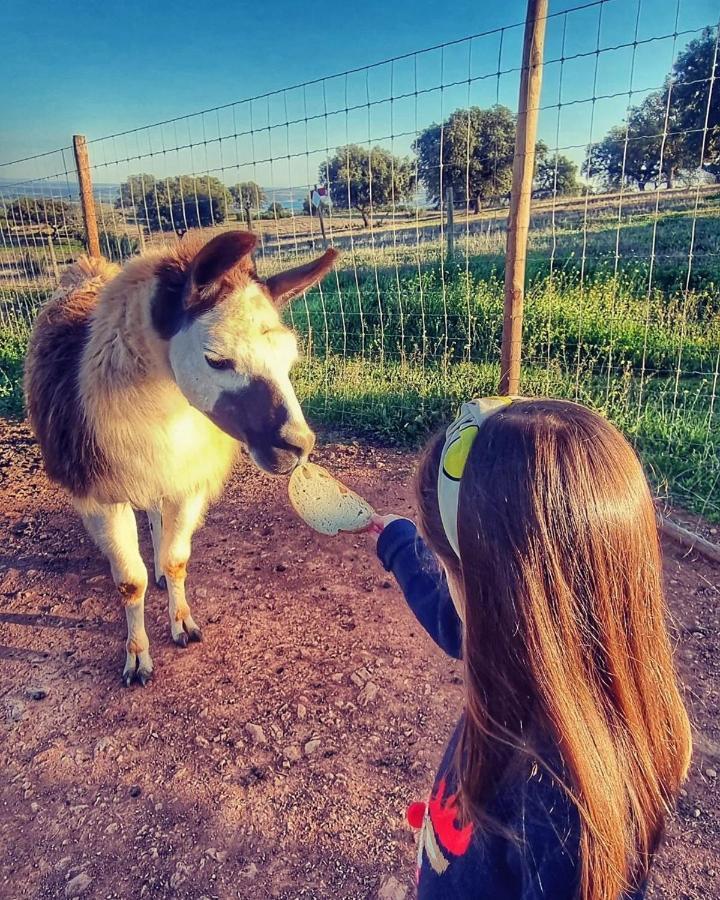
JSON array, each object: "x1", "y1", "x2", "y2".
[{"x1": 376, "y1": 518, "x2": 463, "y2": 660}]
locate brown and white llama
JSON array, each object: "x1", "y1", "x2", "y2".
[{"x1": 25, "y1": 231, "x2": 337, "y2": 685}]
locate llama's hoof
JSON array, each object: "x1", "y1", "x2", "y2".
[
  {"x1": 156, "y1": 575, "x2": 167, "y2": 591},
  {"x1": 172, "y1": 616, "x2": 203, "y2": 647},
  {"x1": 122, "y1": 649, "x2": 154, "y2": 686},
  {"x1": 122, "y1": 665, "x2": 153, "y2": 687},
  {"x1": 173, "y1": 625, "x2": 202, "y2": 648}
]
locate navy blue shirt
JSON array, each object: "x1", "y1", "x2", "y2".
[{"x1": 377, "y1": 518, "x2": 646, "y2": 900}]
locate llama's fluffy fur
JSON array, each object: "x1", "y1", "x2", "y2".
[{"x1": 24, "y1": 232, "x2": 334, "y2": 684}]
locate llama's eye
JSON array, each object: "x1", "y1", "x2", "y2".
[{"x1": 205, "y1": 356, "x2": 234, "y2": 371}]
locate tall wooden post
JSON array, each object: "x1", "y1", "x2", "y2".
[
  {"x1": 446, "y1": 186, "x2": 455, "y2": 259},
  {"x1": 72, "y1": 135, "x2": 101, "y2": 258},
  {"x1": 317, "y1": 201, "x2": 327, "y2": 248},
  {"x1": 499, "y1": 0, "x2": 548, "y2": 395},
  {"x1": 310, "y1": 185, "x2": 328, "y2": 248},
  {"x1": 46, "y1": 233, "x2": 59, "y2": 282}
]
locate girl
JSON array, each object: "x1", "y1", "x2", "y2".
[{"x1": 367, "y1": 397, "x2": 691, "y2": 899}]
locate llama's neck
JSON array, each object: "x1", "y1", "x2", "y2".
[{"x1": 81, "y1": 253, "x2": 173, "y2": 396}]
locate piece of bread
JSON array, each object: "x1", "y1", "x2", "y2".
[{"x1": 288, "y1": 463, "x2": 374, "y2": 535}]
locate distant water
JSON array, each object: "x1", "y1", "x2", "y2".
[
  {"x1": 0, "y1": 178, "x2": 300, "y2": 205},
  {"x1": 0, "y1": 179, "x2": 428, "y2": 211},
  {"x1": 0, "y1": 178, "x2": 119, "y2": 200}
]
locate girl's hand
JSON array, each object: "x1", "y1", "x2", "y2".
[{"x1": 362, "y1": 513, "x2": 409, "y2": 540}]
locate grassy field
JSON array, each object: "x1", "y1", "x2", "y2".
[
  {"x1": 286, "y1": 267, "x2": 719, "y2": 523},
  {"x1": 1, "y1": 193, "x2": 718, "y2": 523}
]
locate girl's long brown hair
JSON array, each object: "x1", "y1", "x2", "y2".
[{"x1": 417, "y1": 398, "x2": 691, "y2": 900}]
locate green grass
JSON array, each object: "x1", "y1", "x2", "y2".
[
  {"x1": 260, "y1": 194, "x2": 720, "y2": 296},
  {"x1": 0, "y1": 333, "x2": 26, "y2": 419},
  {"x1": 293, "y1": 264, "x2": 719, "y2": 376}
]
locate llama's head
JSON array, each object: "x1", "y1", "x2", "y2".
[{"x1": 155, "y1": 231, "x2": 337, "y2": 475}]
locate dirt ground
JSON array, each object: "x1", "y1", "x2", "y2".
[{"x1": 1, "y1": 421, "x2": 718, "y2": 900}]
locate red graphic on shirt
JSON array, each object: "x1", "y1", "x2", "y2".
[
  {"x1": 428, "y1": 779, "x2": 473, "y2": 855},
  {"x1": 407, "y1": 778, "x2": 474, "y2": 877}
]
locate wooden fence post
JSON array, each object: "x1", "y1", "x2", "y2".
[
  {"x1": 72, "y1": 135, "x2": 101, "y2": 259},
  {"x1": 446, "y1": 186, "x2": 455, "y2": 259},
  {"x1": 317, "y1": 201, "x2": 327, "y2": 248},
  {"x1": 499, "y1": 0, "x2": 548, "y2": 395},
  {"x1": 46, "y1": 233, "x2": 59, "y2": 282}
]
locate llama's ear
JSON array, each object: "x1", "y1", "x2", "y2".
[
  {"x1": 265, "y1": 248, "x2": 339, "y2": 306},
  {"x1": 188, "y1": 231, "x2": 256, "y2": 304}
]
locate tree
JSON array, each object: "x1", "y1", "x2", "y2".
[
  {"x1": 584, "y1": 125, "x2": 651, "y2": 191},
  {"x1": 115, "y1": 174, "x2": 156, "y2": 210},
  {"x1": 229, "y1": 181, "x2": 266, "y2": 210},
  {"x1": 263, "y1": 201, "x2": 289, "y2": 219},
  {"x1": 2, "y1": 197, "x2": 79, "y2": 231},
  {"x1": 323, "y1": 144, "x2": 414, "y2": 227},
  {"x1": 414, "y1": 105, "x2": 517, "y2": 212},
  {"x1": 99, "y1": 231, "x2": 140, "y2": 262},
  {"x1": 1, "y1": 196, "x2": 83, "y2": 241},
  {"x1": 669, "y1": 28, "x2": 720, "y2": 179},
  {"x1": 585, "y1": 31, "x2": 720, "y2": 190},
  {"x1": 584, "y1": 91, "x2": 686, "y2": 191},
  {"x1": 533, "y1": 144, "x2": 581, "y2": 199},
  {"x1": 119, "y1": 175, "x2": 230, "y2": 231}
]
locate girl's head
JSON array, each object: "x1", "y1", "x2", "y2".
[{"x1": 416, "y1": 397, "x2": 691, "y2": 900}]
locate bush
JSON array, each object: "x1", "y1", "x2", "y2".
[
  {"x1": 19, "y1": 252, "x2": 46, "y2": 278},
  {"x1": 117, "y1": 174, "x2": 230, "y2": 231},
  {"x1": 99, "y1": 231, "x2": 140, "y2": 262},
  {"x1": 262, "y1": 202, "x2": 290, "y2": 219}
]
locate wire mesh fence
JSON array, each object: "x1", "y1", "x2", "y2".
[{"x1": 0, "y1": 0, "x2": 718, "y2": 531}]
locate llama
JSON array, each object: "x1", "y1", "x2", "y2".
[{"x1": 25, "y1": 231, "x2": 338, "y2": 685}]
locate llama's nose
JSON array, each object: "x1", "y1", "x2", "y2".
[{"x1": 284, "y1": 426, "x2": 316, "y2": 463}]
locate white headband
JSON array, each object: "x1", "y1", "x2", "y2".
[{"x1": 437, "y1": 396, "x2": 516, "y2": 557}]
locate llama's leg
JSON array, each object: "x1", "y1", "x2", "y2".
[
  {"x1": 158, "y1": 493, "x2": 207, "y2": 647},
  {"x1": 80, "y1": 502, "x2": 152, "y2": 686},
  {"x1": 147, "y1": 506, "x2": 166, "y2": 589}
]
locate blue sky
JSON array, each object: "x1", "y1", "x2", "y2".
[{"x1": 1, "y1": 0, "x2": 718, "y2": 192}]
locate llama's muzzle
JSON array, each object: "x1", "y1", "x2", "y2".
[{"x1": 208, "y1": 379, "x2": 315, "y2": 475}]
